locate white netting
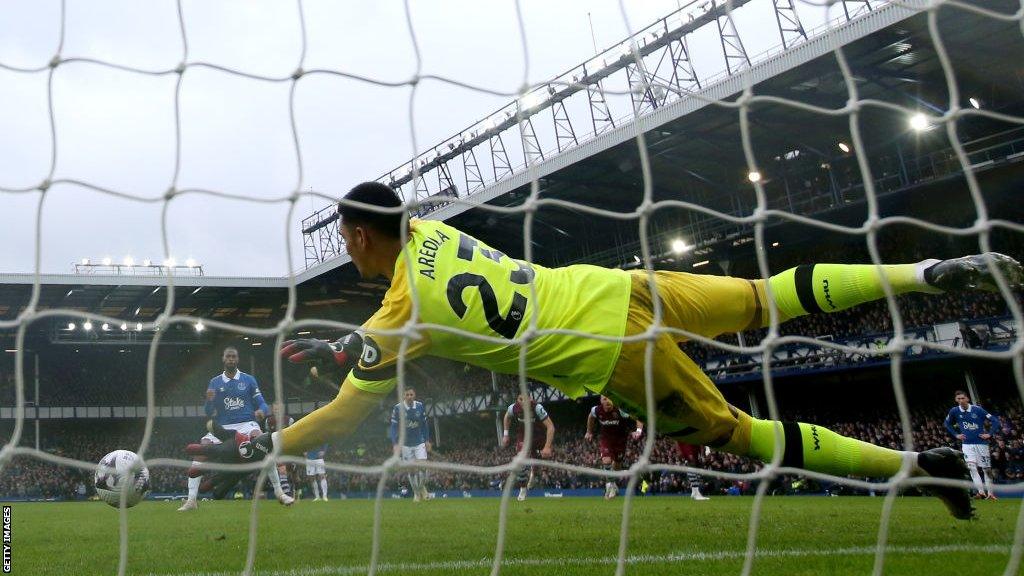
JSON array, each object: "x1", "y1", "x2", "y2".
[{"x1": 2, "y1": 0, "x2": 1024, "y2": 575}]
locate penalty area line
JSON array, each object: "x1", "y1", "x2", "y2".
[{"x1": 152, "y1": 544, "x2": 1010, "y2": 576}]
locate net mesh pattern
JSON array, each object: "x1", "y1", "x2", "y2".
[{"x1": 1, "y1": 0, "x2": 1023, "y2": 575}]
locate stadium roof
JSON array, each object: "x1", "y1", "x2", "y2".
[
  {"x1": 297, "y1": 0, "x2": 1024, "y2": 280},
  {"x1": 3, "y1": 0, "x2": 1023, "y2": 332}
]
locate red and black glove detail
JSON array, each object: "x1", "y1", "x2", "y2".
[
  {"x1": 186, "y1": 430, "x2": 274, "y2": 463},
  {"x1": 280, "y1": 333, "x2": 363, "y2": 373}
]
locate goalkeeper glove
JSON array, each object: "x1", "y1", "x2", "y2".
[
  {"x1": 280, "y1": 333, "x2": 363, "y2": 373},
  {"x1": 186, "y1": 430, "x2": 274, "y2": 464}
]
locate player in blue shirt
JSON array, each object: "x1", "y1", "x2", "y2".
[
  {"x1": 945, "y1": 390, "x2": 1002, "y2": 500},
  {"x1": 305, "y1": 443, "x2": 329, "y2": 501},
  {"x1": 389, "y1": 387, "x2": 432, "y2": 501},
  {"x1": 179, "y1": 346, "x2": 293, "y2": 510}
]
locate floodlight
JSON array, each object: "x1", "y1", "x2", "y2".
[
  {"x1": 671, "y1": 239, "x2": 690, "y2": 254},
  {"x1": 910, "y1": 113, "x2": 928, "y2": 131},
  {"x1": 747, "y1": 171, "x2": 762, "y2": 183}
]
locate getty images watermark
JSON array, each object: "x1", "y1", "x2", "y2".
[{"x1": 2, "y1": 505, "x2": 10, "y2": 573}]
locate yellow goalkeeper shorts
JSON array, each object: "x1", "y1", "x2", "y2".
[{"x1": 602, "y1": 271, "x2": 767, "y2": 446}]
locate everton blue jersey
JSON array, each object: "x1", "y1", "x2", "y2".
[
  {"x1": 389, "y1": 400, "x2": 430, "y2": 446},
  {"x1": 204, "y1": 371, "x2": 270, "y2": 426},
  {"x1": 944, "y1": 404, "x2": 1001, "y2": 445},
  {"x1": 306, "y1": 444, "x2": 327, "y2": 461}
]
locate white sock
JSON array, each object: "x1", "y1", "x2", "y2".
[
  {"x1": 320, "y1": 477, "x2": 328, "y2": 498},
  {"x1": 982, "y1": 468, "x2": 994, "y2": 495},
  {"x1": 311, "y1": 480, "x2": 320, "y2": 499},
  {"x1": 968, "y1": 465, "x2": 984, "y2": 493},
  {"x1": 268, "y1": 464, "x2": 285, "y2": 496},
  {"x1": 187, "y1": 474, "x2": 201, "y2": 501}
]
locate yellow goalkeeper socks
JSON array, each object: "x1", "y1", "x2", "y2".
[
  {"x1": 747, "y1": 418, "x2": 907, "y2": 478},
  {"x1": 767, "y1": 263, "x2": 930, "y2": 321}
]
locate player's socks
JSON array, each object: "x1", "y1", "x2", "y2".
[
  {"x1": 319, "y1": 478, "x2": 329, "y2": 500},
  {"x1": 745, "y1": 418, "x2": 910, "y2": 478},
  {"x1": 278, "y1": 470, "x2": 292, "y2": 497},
  {"x1": 311, "y1": 480, "x2": 320, "y2": 500},
  {"x1": 266, "y1": 466, "x2": 294, "y2": 505},
  {"x1": 187, "y1": 473, "x2": 201, "y2": 501},
  {"x1": 968, "y1": 465, "x2": 984, "y2": 495},
  {"x1": 982, "y1": 468, "x2": 995, "y2": 497},
  {"x1": 767, "y1": 262, "x2": 930, "y2": 321}
]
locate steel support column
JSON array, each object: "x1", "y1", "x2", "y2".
[
  {"x1": 519, "y1": 116, "x2": 544, "y2": 165},
  {"x1": 462, "y1": 147, "x2": 484, "y2": 192},
  {"x1": 489, "y1": 133, "x2": 513, "y2": 181},
  {"x1": 551, "y1": 100, "x2": 578, "y2": 153},
  {"x1": 586, "y1": 79, "x2": 615, "y2": 136},
  {"x1": 842, "y1": 0, "x2": 873, "y2": 21},
  {"x1": 717, "y1": 13, "x2": 750, "y2": 76},
  {"x1": 773, "y1": 0, "x2": 807, "y2": 50}
]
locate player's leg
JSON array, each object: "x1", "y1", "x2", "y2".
[
  {"x1": 276, "y1": 464, "x2": 293, "y2": 498},
  {"x1": 180, "y1": 435, "x2": 217, "y2": 511},
  {"x1": 241, "y1": 421, "x2": 293, "y2": 506},
  {"x1": 318, "y1": 471, "x2": 329, "y2": 501},
  {"x1": 630, "y1": 254, "x2": 1022, "y2": 342},
  {"x1": 415, "y1": 444, "x2": 430, "y2": 500},
  {"x1": 600, "y1": 453, "x2": 617, "y2": 499},
  {"x1": 518, "y1": 467, "x2": 535, "y2": 502},
  {"x1": 400, "y1": 445, "x2": 422, "y2": 502},
  {"x1": 971, "y1": 445, "x2": 997, "y2": 499},
  {"x1": 982, "y1": 468, "x2": 997, "y2": 500},
  {"x1": 962, "y1": 446, "x2": 987, "y2": 498},
  {"x1": 306, "y1": 461, "x2": 320, "y2": 500},
  {"x1": 604, "y1": 329, "x2": 973, "y2": 518}
]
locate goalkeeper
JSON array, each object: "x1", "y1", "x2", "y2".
[{"x1": 190, "y1": 182, "x2": 1023, "y2": 520}]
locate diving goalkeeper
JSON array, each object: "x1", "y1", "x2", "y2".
[{"x1": 189, "y1": 182, "x2": 1024, "y2": 520}]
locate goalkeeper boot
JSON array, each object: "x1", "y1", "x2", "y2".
[
  {"x1": 917, "y1": 447, "x2": 974, "y2": 520},
  {"x1": 923, "y1": 253, "x2": 1023, "y2": 293}
]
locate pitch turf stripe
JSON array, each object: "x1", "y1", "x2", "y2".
[{"x1": 153, "y1": 544, "x2": 1009, "y2": 576}]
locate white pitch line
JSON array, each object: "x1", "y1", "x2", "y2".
[{"x1": 149, "y1": 544, "x2": 1009, "y2": 576}]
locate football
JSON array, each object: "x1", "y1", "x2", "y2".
[{"x1": 94, "y1": 450, "x2": 151, "y2": 508}]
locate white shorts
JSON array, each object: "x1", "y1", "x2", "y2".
[
  {"x1": 400, "y1": 443, "x2": 428, "y2": 461},
  {"x1": 201, "y1": 421, "x2": 262, "y2": 444},
  {"x1": 962, "y1": 444, "x2": 991, "y2": 468},
  {"x1": 306, "y1": 459, "x2": 326, "y2": 476}
]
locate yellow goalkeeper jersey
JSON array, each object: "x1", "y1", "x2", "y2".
[{"x1": 347, "y1": 220, "x2": 631, "y2": 398}]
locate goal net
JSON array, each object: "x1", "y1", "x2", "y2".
[{"x1": 1, "y1": 0, "x2": 1023, "y2": 574}]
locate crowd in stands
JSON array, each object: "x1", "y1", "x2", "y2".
[{"x1": 3, "y1": 391, "x2": 1023, "y2": 500}]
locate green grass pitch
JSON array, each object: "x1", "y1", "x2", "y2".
[{"x1": 8, "y1": 496, "x2": 1020, "y2": 575}]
